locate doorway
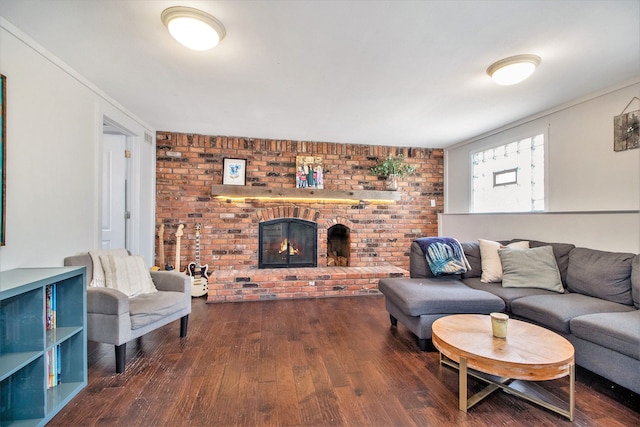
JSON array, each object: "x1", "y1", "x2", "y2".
[{"x1": 102, "y1": 124, "x2": 130, "y2": 249}]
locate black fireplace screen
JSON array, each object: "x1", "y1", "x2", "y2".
[{"x1": 259, "y1": 219, "x2": 317, "y2": 268}]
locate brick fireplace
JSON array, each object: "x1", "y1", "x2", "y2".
[{"x1": 155, "y1": 132, "x2": 443, "y2": 302}]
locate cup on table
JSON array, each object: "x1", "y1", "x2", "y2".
[{"x1": 490, "y1": 312, "x2": 509, "y2": 338}]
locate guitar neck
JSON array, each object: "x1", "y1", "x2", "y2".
[
  {"x1": 175, "y1": 224, "x2": 184, "y2": 272},
  {"x1": 195, "y1": 235, "x2": 201, "y2": 268}
]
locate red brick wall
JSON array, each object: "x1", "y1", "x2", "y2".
[{"x1": 155, "y1": 132, "x2": 443, "y2": 275}]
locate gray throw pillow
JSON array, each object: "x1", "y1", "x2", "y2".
[
  {"x1": 567, "y1": 247, "x2": 635, "y2": 306},
  {"x1": 499, "y1": 246, "x2": 564, "y2": 293}
]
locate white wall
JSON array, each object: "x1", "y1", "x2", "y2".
[
  {"x1": 443, "y1": 82, "x2": 640, "y2": 252},
  {"x1": 0, "y1": 18, "x2": 156, "y2": 269},
  {"x1": 439, "y1": 211, "x2": 639, "y2": 253}
]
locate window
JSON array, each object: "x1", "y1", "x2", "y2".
[{"x1": 471, "y1": 134, "x2": 545, "y2": 212}]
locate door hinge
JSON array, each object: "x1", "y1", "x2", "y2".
[
  {"x1": 124, "y1": 150, "x2": 131, "y2": 158},
  {"x1": 125, "y1": 211, "x2": 131, "y2": 220}
]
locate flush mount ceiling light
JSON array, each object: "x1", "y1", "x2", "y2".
[
  {"x1": 161, "y1": 6, "x2": 226, "y2": 51},
  {"x1": 486, "y1": 54, "x2": 541, "y2": 85}
]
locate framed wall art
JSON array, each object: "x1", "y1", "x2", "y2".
[
  {"x1": 222, "y1": 157, "x2": 247, "y2": 186},
  {"x1": 1, "y1": 74, "x2": 5, "y2": 245},
  {"x1": 614, "y1": 109, "x2": 640, "y2": 152},
  {"x1": 295, "y1": 155, "x2": 323, "y2": 189}
]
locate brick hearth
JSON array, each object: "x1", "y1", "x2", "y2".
[{"x1": 206, "y1": 265, "x2": 408, "y2": 303}]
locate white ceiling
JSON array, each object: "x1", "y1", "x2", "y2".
[{"x1": 1, "y1": 0, "x2": 638, "y2": 148}]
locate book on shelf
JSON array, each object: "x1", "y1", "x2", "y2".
[
  {"x1": 46, "y1": 345, "x2": 62, "y2": 389},
  {"x1": 45, "y1": 283, "x2": 57, "y2": 330}
]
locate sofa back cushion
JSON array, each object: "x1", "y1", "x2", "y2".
[
  {"x1": 409, "y1": 241, "x2": 434, "y2": 278},
  {"x1": 567, "y1": 247, "x2": 635, "y2": 305},
  {"x1": 632, "y1": 255, "x2": 640, "y2": 309},
  {"x1": 461, "y1": 241, "x2": 482, "y2": 279}
]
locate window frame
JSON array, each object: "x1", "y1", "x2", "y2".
[{"x1": 469, "y1": 128, "x2": 549, "y2": 213}]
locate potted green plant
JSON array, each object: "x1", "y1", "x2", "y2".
[{"x1": 370, "y1": 154, "x2": 416, "y2": 190}]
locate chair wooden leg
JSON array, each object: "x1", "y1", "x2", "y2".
[
  {"x1": 180, "y1": 315, "x2": 189, "y2": 337},
  {"x1": 115, "y1": 343, "x2": 126, "y2": 373}
]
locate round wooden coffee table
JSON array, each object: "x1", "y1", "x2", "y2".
[{"x1": 432, "y1": 314, "x2": 575, "y2": 420}]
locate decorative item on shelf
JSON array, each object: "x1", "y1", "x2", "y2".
[
  {"x1": 370, "y1": 154, "x2": 416, "y2": 190},
  {"x1": 614, "y1": 96, "x2": 640, "y2": 152}
]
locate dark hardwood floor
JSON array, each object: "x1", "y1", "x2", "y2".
[{"x1": 49, "y1": 295, "x2": 639, "y2": 426}]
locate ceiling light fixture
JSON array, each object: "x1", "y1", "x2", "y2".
[
  {"x1": 161, "y1": 6, "x2": 226, "y2": 51},
  {"x1": 486, "y1": 54, "x2": 541, "y2": 85}
]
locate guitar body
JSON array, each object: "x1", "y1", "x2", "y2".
[
  {"x1": 191, "y1": 277, "x2": 208, "y2": 298},
  {"x1": 188, "y1": 262, "x2": 209, "y2": 279}
]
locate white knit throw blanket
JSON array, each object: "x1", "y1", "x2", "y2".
[{"x1": 88, "y1": 248, "x2": 129, "y2": 287}]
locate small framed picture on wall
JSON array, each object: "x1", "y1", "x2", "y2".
[{"x1": 222, "y1": 158, "x2": 247, "y2": 186}]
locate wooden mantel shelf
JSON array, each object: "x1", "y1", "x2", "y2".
[{"x1": 211, "y1": 185, "x2": 401, "y2": 202}]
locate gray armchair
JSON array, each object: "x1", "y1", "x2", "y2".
[{"x1": 64, "y1": 253, "x2": 191, "y2": 373}]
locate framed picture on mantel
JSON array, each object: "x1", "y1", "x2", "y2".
[
  {"x1": 296, "y1": 155, "x2": 323, "y2": 189},
  {"x1": 222, "y1": 158, "x2": 246, "y2": 186}
]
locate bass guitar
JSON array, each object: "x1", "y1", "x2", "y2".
[
  {"x1": 151, "y1": 223, "x2": 164, "y2": 271},
  {"x1": 152, "y1": 223, "x2": 174, "y2": 271},
  {"x1": 174, "y1": 223, "x2": 184, "y2": 273}
]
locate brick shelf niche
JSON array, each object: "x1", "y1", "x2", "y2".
[{"x1": 156, "y1": 132, "x2": 443, "y2": 303}]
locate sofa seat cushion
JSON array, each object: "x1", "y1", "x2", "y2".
[
  {"x1": 570, "y1": 310, "x2": 640, "y2": 360},
  {"x1": 463, "y1": 278, "x2": 561, "y2": 312},
  {"x1": 129, "y1": 291, "x2": 188, "y2": 330},
  {"x1": 378, "y1": 277, "x2": 505, "y2": 317},
  {"x1": 511, "y1": 293, "x2": 635, "y2": 334}
]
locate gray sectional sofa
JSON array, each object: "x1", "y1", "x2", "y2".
[{"x1": 378, "y1": 239, "x2": 640, "y2": 394}]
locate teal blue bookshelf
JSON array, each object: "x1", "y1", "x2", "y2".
[{"x1": 0, "y1": 267, "x2": 86, "y2": 426}]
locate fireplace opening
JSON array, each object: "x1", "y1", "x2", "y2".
[
  {"x1": 259, "y1": 219, "x2": 317, "y2": 268},
  {"x1": 327, "y1": 224, "x2": 350, "y2": 266}
]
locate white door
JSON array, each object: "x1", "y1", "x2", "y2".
[{"x1": 102, "y1": 134, "x2": 128, "y2": 249}]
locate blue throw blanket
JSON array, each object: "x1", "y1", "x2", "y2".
[{"x1": 415, "y1": 237, "x2": 471, "y2": 276}]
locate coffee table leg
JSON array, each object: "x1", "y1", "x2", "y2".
[
  {"x1": 569, "y1": 363, "x2": 575, "y2": 421},
  {"x1": 459, "y1": 356, "x2": 468, "y2": 412}
]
